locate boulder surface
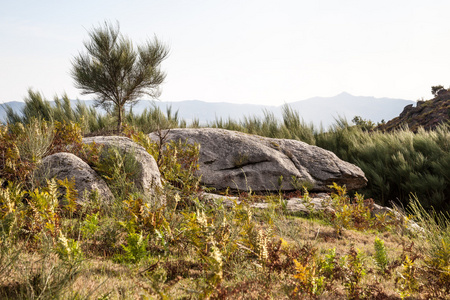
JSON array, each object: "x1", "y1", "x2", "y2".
[
  {"x1": 82, "y1": 136, "x2": 163, "y2": 197},
  {"x1": 149, "y1": 128, "x2": 367, "y2": 192},
  {"x1": 36, "y1": 152, "x2": 114, "y2": 202}
]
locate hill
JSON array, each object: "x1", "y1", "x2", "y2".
[
  {"x1": 377, "y1": 91, "x2": 450, "y2": 132},
  {"x1": 0, "y1": 92, "x2": 414, "y2": 128},
  {"x1": 0, "y1": 101, "x2": 26, "y2": 123},
  {"x1": 287, "y1": 92, "x2": 414, "y2": 127},
  {"x1": 145, "y1": 92, "x2": 414, "y2": 128}
]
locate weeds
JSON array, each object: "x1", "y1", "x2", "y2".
[
  {"x1": 326, "y1": 183, "x2": 401, "y2": 236},
  {"x1": 292, "y1": 244, "x2": 325, "y2": 297},
  {"x1": 115, "y1": 221, "x2": 150, "y2": 264},
  {"x1": 341, "y1": 245, "x2": 367, "y2": 298},
  {"x1": 395, "y1": 254, "x2": 419, "y2": 299},
  {"x1": 407, "y1": 194, "x2": 450, "y2": 298}
]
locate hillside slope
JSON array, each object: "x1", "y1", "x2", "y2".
[
  {"x1": 377, "y1": 92, "x2": 450, "y2": 132},
  {"x1": 287, "y1": 92, "x2": 414, "y2": 127}
]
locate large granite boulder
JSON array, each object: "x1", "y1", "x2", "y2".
[
  {"x1": 82, "y1": 136, "x2": 163, "y2": 198},
  {"x1": 149, "y1": 128, "x2": 367, "y2": 192},
  {"x1": 36, "y1": 152, "x2": 114, "y2": 202}
]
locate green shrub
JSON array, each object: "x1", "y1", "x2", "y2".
[
  {"x1": 92, "y1": 146, "x2": 140, "y2": 200},
  {"x1": 115, "y1": 221, "x2": 150, "y2": 264},
  {"x1": 127, "y1": 128, "x2": 202, "y2": 203},
  {"x1": 55, "y1": 231, "x2": 84, "y2": 269},
  {"x1": 317, "y1": 124, "x2": 450, "y2": 211},
  {"x1": 373, "y1": 237, "x2": 389, "y2": 275},
  {"x1": 80, "y1": 212, "x2": 100, "y2": 240}
]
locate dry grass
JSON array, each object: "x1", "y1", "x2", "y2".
[{"x1": 0, "y1": 192, "x2": 446, "y2": 299}]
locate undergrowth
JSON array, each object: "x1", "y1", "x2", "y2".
[{"x1": 1, "y1": 119, "x2": 449, "y2": 299}]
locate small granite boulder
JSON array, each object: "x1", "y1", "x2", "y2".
[
  {"x1": 36, "y1": 152, "x2": 114, "y2": 202},
  {"x1": 82, "y1": 136, "x2": 163, "y2": 199}
]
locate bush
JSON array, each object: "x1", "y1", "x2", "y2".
[
  {"x1": 0, "y1": 119, "x2": 83, "y2": 185},
  {"x1": 316, "y1": 124, "x2": 450, "y2": 211}
]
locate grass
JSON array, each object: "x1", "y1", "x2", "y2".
[{"x1": 0, "y1": 201, "x2": 425, "y2": 299}]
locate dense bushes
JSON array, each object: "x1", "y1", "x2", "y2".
[
  {"x1": 316, "y1": 122, "x2": 450, "y2": 210},
  {"x1": 0, "y1": 118, "x2": 82, "y2": 184}
]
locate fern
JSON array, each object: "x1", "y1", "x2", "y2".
[
  {"x1": 55, "y1": 231, "x2": 83, "y2": 268},
  {"x1": 115, "y1": 221, "x2": 149, "y2": 264},
  {"x1": 395, "y1": 255, "x2": 418, "y2": 299},
  {"x1": 57, "y1": 178, "x2": 78, "y2": 215}
]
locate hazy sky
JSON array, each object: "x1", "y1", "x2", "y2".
[{"x1": 1, "y1": 0, "x2": 449, "y2": 105}]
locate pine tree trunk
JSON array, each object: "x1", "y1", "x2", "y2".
[{"x1": 117, "y1": 105, "x2": 123, "y2": 132}]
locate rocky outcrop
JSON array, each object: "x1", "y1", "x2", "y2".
[
  {"x1": 149, "y1": 128, "x2": 367, "y2": 192},
  {"x1": 36, "y1": 152, "x2": 114, "y2": 202},
  {"x1": 377, "y1": 95, "x2": 450, "y2": 132},
  {"x1": 82, "y1": 136, "x2": 163, "y2": 198}
]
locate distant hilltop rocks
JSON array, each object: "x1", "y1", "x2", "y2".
[{"x1": 377, "y1": 91, "x2": 450, "y2": 132}]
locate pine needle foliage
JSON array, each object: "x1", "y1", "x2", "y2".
[{"x1": 71, "y1": 21, "x2": 169, "y2": 131}]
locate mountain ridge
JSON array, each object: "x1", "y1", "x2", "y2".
[{"x1": 0, "y1": 92, "x2": 415, "y2": 128}]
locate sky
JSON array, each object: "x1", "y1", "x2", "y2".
[{"x1": 1, "y1": 0, "x2": 450, "y2": 105}]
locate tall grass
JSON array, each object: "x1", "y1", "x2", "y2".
[
  {"x1": 3, "y1": 89, "x2": 187, "y2": 134},
  {"x1": 407, "y1": 195, "x2": 450, "y2": 297},
  {"x1": 209, "y1": 104, "x2": 317, "y2": 144},
  {"x1": 125, "y1": 105, "x2": 187, "y2": 133},
  {"x1": 4, "y1": 89, "x2": 104, "y2": 134}
]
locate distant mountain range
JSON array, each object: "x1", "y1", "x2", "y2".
[{"x1": 0, "y1": 92, "x2": 415, "y2": 128}]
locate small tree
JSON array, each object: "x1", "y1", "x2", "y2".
[
  {"x1": 431, "y1": 85, "x2": 444, "y2": 97},
  {"x1": 351, "y1": 116, "x2": 375, "y2": 131},
  {"x1": 71, "y1": 21, "x2": 169, "y2": 131}
]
